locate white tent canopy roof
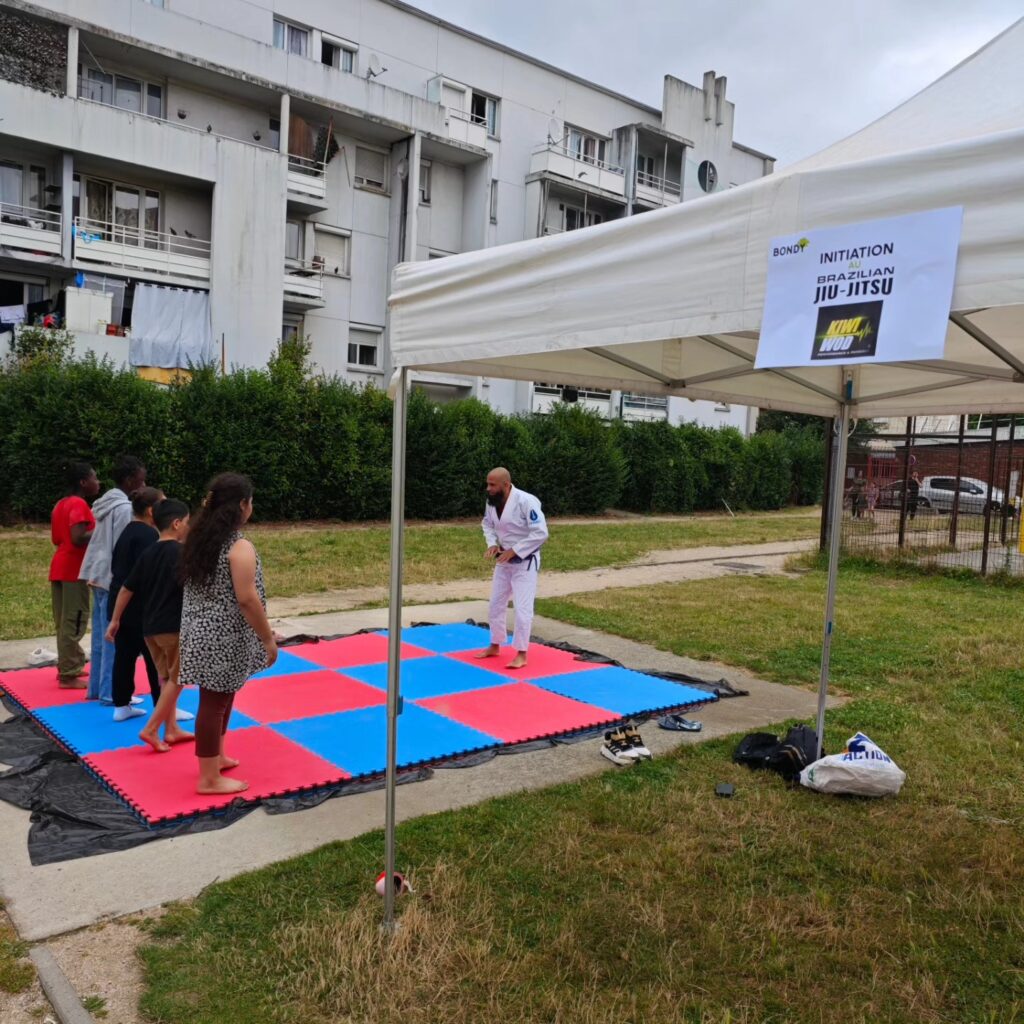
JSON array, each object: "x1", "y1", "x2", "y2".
[{"x1": 389, "y1": 18, "x2": 1024, "y2": 419}]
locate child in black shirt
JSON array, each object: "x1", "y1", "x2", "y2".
[{"x1": 106, "y1": 499, "x2": 192, "y2": 752}]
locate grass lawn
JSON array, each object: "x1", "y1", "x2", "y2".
[
  {"x1": 0, "y1": 510, "x2": 817, "y2": 641},
  {"x1": 139, "y1": 562, "x2": 1024, "y2": 1024}
]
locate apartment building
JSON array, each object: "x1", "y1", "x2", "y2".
[{"x1": 0, "y1": 0, "x2": 773, "y2": 429}]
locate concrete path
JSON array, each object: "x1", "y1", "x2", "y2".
[
  {"x1": 0, "y1": 597, "x2": 839, "y2": 942},
  {"x1": 0, "y1": 539, "x2": 817, "y2": 669}
]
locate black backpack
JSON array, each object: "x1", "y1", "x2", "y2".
[{"x1": 734, "y1": 725, "x2": 820, "y2": 782}]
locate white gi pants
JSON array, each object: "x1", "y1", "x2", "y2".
[{"x1": 489, "y1": 557, "x2": 539, "y2": 651}]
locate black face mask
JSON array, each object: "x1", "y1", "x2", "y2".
[{"x1": 486, "y1": 491, "x2": 503, "y2": 507}]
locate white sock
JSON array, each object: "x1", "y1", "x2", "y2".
[
  {"x1": 130, "y1": 695, "x2": 144, "y2": 705},
  {"x1": 175, "y1": 708, "x2": 195, "y2": 721},
  {"x1": 113, "y1": 706, "x2": 146, "y2": 722}
]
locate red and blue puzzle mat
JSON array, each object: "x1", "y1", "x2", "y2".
[{"x1": 0, "y1": 623, "x2": 713, "y2": 825}]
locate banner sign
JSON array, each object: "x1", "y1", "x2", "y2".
[{"x1": 755, "y1": 207, "x2": 962, "y2": 368}]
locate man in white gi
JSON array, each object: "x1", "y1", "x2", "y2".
[{"x1": 476, "y1": 467, "x2": 548, "y2": 669}]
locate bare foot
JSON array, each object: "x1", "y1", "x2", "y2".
[
  {"x1": 196, "y1": 776, "x2": 249, "y2": 795},
  {"x1": 506, "y1": 653, "x2": 528, "y2": 669},
  {"x1": 474, "y1": 645, "x2": 501, "y2": 659},
  {"x1": 139, "y1": 729, "x2": 171, "y2": 753},
  {"x1": 165, "y1": 728, "x2": 195, "y2": 745},
  {"x1": 219, "y1": 756, "x2": 240, "y2": 770}
]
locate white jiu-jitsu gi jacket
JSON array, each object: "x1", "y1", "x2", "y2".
[{"x1": 481, "y1": 487, "x2": 549, "y2": 562}]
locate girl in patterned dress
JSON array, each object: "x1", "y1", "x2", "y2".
[{"x1": 179, "y1": 474, "x2": 278, "y2": 795}]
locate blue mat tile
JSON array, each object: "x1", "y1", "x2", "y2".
[
  {"x1": 35, "y1": 699, "x2": 258, "y2": 756},
  {"x1": 535, "y1": 667, "x2": 712, "y2": 717},
  {"x1": 250, "y1": 649, "x2": 323, "y2": 680},
  {"x1": 273, "y1": 703, "x2": 499, "y2": 777},
  {"x1": 343, "y1": 657, "x2": 506, "y2": 699},
  {"x1": 374, "y1": 623, "x2": 508, "y2": 654}
]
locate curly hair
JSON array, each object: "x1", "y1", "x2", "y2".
[{"x1": 179, "y1": 473, "x2": 254, "y2": 586}]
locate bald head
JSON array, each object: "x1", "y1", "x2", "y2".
[{"x1": 486, "y1": 467, "x2": 512, "y2": 507}]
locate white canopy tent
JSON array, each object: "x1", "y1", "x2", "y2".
[{"x1": 377, "y1": 20, "x2": 1024, "y2": 926}]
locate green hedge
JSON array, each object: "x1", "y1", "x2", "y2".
[{"x1": 0, "y1": 355, "x2": 825, "y2": 521}]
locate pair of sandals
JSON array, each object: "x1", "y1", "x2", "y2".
[{"x1": 658, "y1": 713, "x2": 702, "y2": 732}]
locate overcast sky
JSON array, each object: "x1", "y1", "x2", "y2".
[{"x1": 409, "y1": 0, "x2": 1021, "y2": 166}]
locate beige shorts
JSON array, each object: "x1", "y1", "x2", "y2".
[{"x1": 145, "y1": 633, "x2": 180, "y2": 686}]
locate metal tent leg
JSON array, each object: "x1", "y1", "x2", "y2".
[
  {"x1": 383, "y1": 367, "x2": 408, "y2": 932},
  {"x1": 814, "y1": 400, "x2": 850, "y2": 760}
]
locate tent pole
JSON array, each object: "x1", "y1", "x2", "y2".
[
  {"x1": 383, "y1": 366, "x2": 408, "y2": 933},
  {"x1": 815, "y1": 389, "x2": 851, "y2": 760}
]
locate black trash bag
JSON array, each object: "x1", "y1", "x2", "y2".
[{"x1": 734, "y1": 725, "x2": 820, "y2": 782}]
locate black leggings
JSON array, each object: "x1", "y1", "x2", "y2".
[
  {"x1": 195, "y1": 689, "x2": 236, "y2": 758},
  {"x1": 111, "y1": 622, "x2": 161, "y2": 708}
]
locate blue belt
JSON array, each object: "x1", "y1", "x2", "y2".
[{"x1": 500, "y1": 550, "x2": 539, "y2": 570}]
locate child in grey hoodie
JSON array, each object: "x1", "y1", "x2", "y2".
[{"x1": 79, "y1": 455, "x2": 146, "y2": 704}]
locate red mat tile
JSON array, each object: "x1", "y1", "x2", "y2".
[
  {"x1": 286, "y1": 634, "x2": 433, "y2": 671},
  {"x1": 416, "y1": 681, "x2": 619, "y2": 744},
  {"x1": 444, "y1": 644, "x2": 608, "y2": 681},
  {"x1": 232, "y1": 670, "x2": 385, "y2": 723},
  {"x1": 0, "y1": 666, "x2": 92, "y2": 709},
  {"x1": 84, "y1": 726, "x2": 350, "y2": 823}
]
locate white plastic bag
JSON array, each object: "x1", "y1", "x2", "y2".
[{"x1": 799, "y1": 732, "x2": 906, "y2": 797}]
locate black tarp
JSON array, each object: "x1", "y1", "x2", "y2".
[{"x1": 0, "y1": 624, "x2": 746, "y2": 864}]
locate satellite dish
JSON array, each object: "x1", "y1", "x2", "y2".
[
  {"x1": 546, "y1": 116, "x2": 563, "y2": 145},
  {"x1": 365, "y1": 54, "x2": 387, "y2": 79}
]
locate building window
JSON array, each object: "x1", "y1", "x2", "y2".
[
  {"x1": 282, "y1": 316, "x2": 303, "y2": 341},
  {"x1": 348, "y1": 327, "x2": 381, "y2": 369},
  {"x1": 273, "y1": 17, "x2": 309, "y2": 57},
  {"x1": 268, "y1": 118, "x2": 281, "y2": 150},
  {"x1": 419, "y1": 160, "x2": 431, "y2": 204},
  {"x1": 563, "y1": 205, "x2": 602, "y2": 231},
  {"x1": 470, "y1": 91, "x2": 498, "y2": 136},
  {"x1": 285, "y1": 220, "x2": 303, "y2": 261},
  {"x1": 636, "y1": 153, "x2": 656, "y2": 186},
  {"x1": 79, "y1": 67, "x2": 163, "y2": 117},
  {"x1": 698, "y1": 160, "x2": 719, "y2": 193},
  {"x1": 354, "y1": 147, "x2": 388, "y2": 191},
  {"x1": 322, "y1": 39, "x2": 355, "y2": 73},
  {"x1": 0, "y1": 161, "x2": 49, "y2": 212},
  {"x1": 567, "y1": 126, "x2": 607, "y2": 166},
  {"x1": 490, "y1": 179, "x2": 498, "y2": 224},
  {"x1": 313, "y1": 226, "x2": 350, "y2": 277}
]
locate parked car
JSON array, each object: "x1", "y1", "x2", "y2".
[{"x1": 878, "y1": 475, "x2": 1013, "y2": 515}]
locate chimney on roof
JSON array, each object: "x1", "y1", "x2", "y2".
[
  {"x1": 714, "y1": 75, "x2": 727, "y2": 126},
  {"x1": 702, "y1": 70, "x2": 716, "y2": 121}
]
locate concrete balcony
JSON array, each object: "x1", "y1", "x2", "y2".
[
  {"x1": 286, "y1": 155, "x2": 328, "y2": 214},
  {"x1": 621, "y1": 393, "x2": 669, "y2": 422},
  {"x1": 443, "y1": 108, "x2": 489, "y2": 149},
  {"x1": 530, "y1": 144, "x2": 626, "y2": 199},
  {"x1": 0, "y1": 203, "x2": 63, "y2": 259},
  {"x1": 634, "y1": 171, "x2": 681, "y2": 207},
  {"x1": 283, "y1": 256, "x2": 325, "y2": 308},
  {"x1": 532, "y1": 384, "x2": 612, "y2": 418},
  {"x1": 72, "y1": 218, "x2": 211, "y2": 284}
]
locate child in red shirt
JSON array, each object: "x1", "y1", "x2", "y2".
[{"x1": 50, "y1": 462, "x2": 100, "y2": 686}]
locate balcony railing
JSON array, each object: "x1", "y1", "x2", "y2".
[
  {"x1": 634, "y1": 170, "x2": 681, "y2": 206},
  {"x1": 530, "y1": 144, "x2": 626, "y2": 198},
  {"x1": 443, "y1": 106, "x2": 488, "y2": 148},
  {"x1": 286, "y1": 154, "x2": 328, "y2": 203},
  {"x1": 622, "y1": 393, "x2": 669, "y2": 421},
  {"x1": 283, "y1": 256, "x2": 324, "y2": 303},
  {"x1": 73, "y1": 217, "x2": 211, "y2": 282},
  {"x1": 0, "y1": 203, "x2": 62, "y2": 257}
]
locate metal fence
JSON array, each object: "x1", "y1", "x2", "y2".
[{"x1": 832, "y1": 415, "x2": 1024, "y2": 575}]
